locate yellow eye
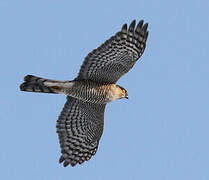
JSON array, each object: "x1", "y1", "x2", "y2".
[{"x1": 122, "y1": 89, "x2": 126, "y2": 94}]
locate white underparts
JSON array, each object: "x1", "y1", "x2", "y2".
[{"x1": 44, "y1": 81, "x2": 74, "y2": 88}]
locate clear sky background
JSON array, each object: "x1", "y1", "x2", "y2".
[{"x1": 1, "y1": 0, "x2": 209, "y2": 179}]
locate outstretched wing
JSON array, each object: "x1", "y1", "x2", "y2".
[
  {"x1": 76, "y1": 20, "x2": 149, "y2": 83},
  {"x1": 56, "y1": 96, "x2": 106, "y2": 167}
]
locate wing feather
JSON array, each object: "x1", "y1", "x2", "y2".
[
  {"x1": 56, "y1": 96, "x2": 106, "y2": 167},
  {"x1": 76, "y1": 20, "x2": 149, "y2": 83}
]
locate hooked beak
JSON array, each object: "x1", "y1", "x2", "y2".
[{"x1": 125, "y1": 95, "x2": 129, "y2": 99}]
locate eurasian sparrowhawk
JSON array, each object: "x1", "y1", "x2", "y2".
[{"x1": 20, "y1": 20, "x2": 149, "y2": 167}]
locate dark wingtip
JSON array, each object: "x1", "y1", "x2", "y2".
[
  {"x1": 128, "y1": 20, "x2": 136, "y2": 32},
  {"x1": 145, "y1": 31, "x2": 149, "y2": 39},
  {"x1": 63, "y1": 160, "x2": 77, "y2": 167},
  {"x1": 63, "y1": 160, "x2": 70, "y2": 167},
  {"x1": 59, "y1": 155, "x2": 65, "y2": 163},
  {"x1": 136, "y1": 20, "x2": 144, "y2": 30},
  {"x1": 142, "y1": 23, "x2": 148, "y2": 32},
  {"x1": 121, "y1": 23, "x2": 127, "y2": 32},
  {"x1": 59, "y1": 155, "x2": 78, "y2": 167}
]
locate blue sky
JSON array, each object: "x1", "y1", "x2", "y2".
[{"x1": 1, "y1": 0, "x2": 209, "y2": 179}]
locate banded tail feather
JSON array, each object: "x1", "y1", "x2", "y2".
[{"x1": 19, "y1": 75, "x2": 71, "y2": 94}]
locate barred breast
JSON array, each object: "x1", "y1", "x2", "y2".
[{"x1": 64, "y1": 80, "x2": 117, "y2": 104}]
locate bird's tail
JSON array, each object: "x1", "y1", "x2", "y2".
[{"x1": 20, "y1": 75, "x2": 73, "y2": 94}]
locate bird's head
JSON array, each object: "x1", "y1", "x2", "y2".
[{"x1": 116, "y1": 85, "x2": 128, "y2": 99}]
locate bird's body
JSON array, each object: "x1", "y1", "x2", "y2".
[
  {"x1": 21, "y1": 75, "x2": 126, "y2": 104},
  {"x1": 63, "y1": 80, "x2": 126, "y2": 103},
  {"x1": 20, "y1": 19, "x2": 149, "y2": 167}
]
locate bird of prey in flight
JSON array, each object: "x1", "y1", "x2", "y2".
[{"x1": 20, "y1": 19, "x2": 149, "y2": 167}]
